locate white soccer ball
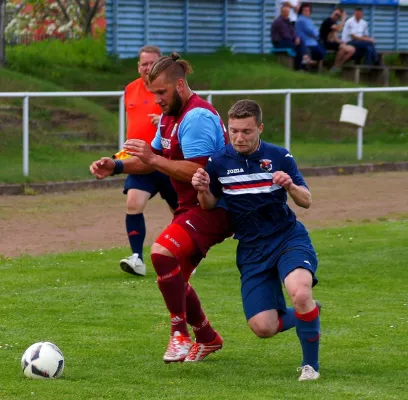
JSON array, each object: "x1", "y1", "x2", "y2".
[{"x1": 21, "y1": 342, "x2": 64, "y2": 379}]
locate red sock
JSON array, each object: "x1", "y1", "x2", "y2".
[
  {"x1": 151, "y1": 253, "x2": 189, "y2": 337},
  {"x1": 185, "y1": 283, "x2": 216, "y2": 343}
]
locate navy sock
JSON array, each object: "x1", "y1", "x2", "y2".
[
  {"x1": 126, "y1": 213, "x2": 146, "y2": 261},
  {"x1": 278, "y1": 307, "x2": 296, "y2": 332},
  {"x1": 295, "y1": 306, "x2": 320, "y2": 371}
]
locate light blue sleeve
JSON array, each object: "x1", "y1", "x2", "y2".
[
  {"x1": 151, "y1": 116, "x2": 162, "y2": 151},
  {"x1": 178, "y1": 108, "x2": 226, "y2": 159},
  {"x1": 305, "y1": 19, "x2": 318, "y2": 38}
]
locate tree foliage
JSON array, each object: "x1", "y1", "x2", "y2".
[{"x1": 5, "y1": 0, "x2": 104, "y2": 40}]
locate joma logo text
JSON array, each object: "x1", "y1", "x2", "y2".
[{"x1": 227, "y1": 168, "x2": 244, "y2": 175}]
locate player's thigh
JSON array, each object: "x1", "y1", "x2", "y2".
[
  {"x1": 124, "y1": 173, "x2": 159, "y2": 213},
  {"x1": 172, "y1": 207, "x2": 233, "y2": 256},
  {"x1": 153, "y1": 222, "x2": 201, "y2": 281},
  {"x1": 238, "y1": 244, "x2": 286, "y2": 321}
]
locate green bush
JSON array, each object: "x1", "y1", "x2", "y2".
[{"x1": 6, "y1": 37, "x2": 118, "y2": 73}]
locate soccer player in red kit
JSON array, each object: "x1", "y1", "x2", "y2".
[{"x1": 90, "y1": 53, "x2": 231, "y2": 363}]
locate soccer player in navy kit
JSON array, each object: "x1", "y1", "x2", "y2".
[{"x1": 192, "y1": 99, "x2": 321, "y2": 381}]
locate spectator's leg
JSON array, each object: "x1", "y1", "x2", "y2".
[
  {"x1": 336, "y1": 44, "x2": 355, "y2": 67},
  {"x1": 296, "y1": 39, "x2": 311, "y2": 70},
  {"x1": 334, "y1": 48, "x2": 345, "y2": 67},
  {"x1": 348, "y1": 41, "x2": 364, "y2": 64},
  {"x1": 310, "y1": 45, "x2": 326, "y2": 62},
  {"x1": 275, "y1": 40, "x2": 299, "y2": 69}
]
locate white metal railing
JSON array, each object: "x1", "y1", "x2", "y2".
[{"x1": 2, "y1": 86, "x2": 408, "y2": 177}]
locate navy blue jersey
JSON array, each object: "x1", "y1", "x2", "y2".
[{"x1": 206, "y1": 141, "x2": 308, "y2": 244}]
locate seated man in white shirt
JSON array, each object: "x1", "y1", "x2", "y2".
[{"x1": 341, "y1": 7, "x2": 380, "y2": 66}]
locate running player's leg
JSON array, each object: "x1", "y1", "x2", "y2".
[
  {"x1": 120, "y1": 174, "x2": 159, "y2": 276},
  {"x1": 152, "y1": 208, "x2": 229, "y2": 362},
  {"x1": 239, "y1": 242, "x2": 292, "y2": 338},
  {"x1": 278, "y1": 238, "x2": 320, "y2": 381},
  {"x1": 151, "y1": 223, "x2": 198, "y2": 362}
]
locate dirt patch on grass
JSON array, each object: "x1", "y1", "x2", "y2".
[{"x1": 1, "y1": 171, "x2": 407, "y2": 258}]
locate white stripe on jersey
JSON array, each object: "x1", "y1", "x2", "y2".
[
  {"x1": 219, "y1": 172, "x2": 273, "y2": 184},
  {"x1": 222, "y1": 184, "x2": 281, "y2": 195}
]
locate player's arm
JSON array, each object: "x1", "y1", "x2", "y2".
[
  {"x1": 126, "y1": 109, "x2": 226, "y2": 183},
  {"x1": 192, "y1": 168, "x2": 220, "y2": 209},
  {"x1": 124, "y1": 139, "x2": 202, "y2": 182},
  {"x1": 275, "y1": 152, "x2": 312, "y2": 209}
]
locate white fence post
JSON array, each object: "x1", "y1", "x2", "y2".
[
  {"x1": 119, "y1": 94, "x2": 125, "y2": 150},
  {"x1": 23, "y1": 95, "x2": 29, "y2": 177},
  {"x1": 206, "y1": 93, "x2": 213, "y2": 104},
  {"x1": 357, "y1": 91, "x2": 364, "y2": 160},
  {"x1": 285, "y1": 92, "x2": 291, "y2": 151}
]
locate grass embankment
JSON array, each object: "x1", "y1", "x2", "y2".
[
  {"x1": 0, "y1": 220, "x2": 407, "y2": 399},
  {"x1": 1, "y1": 39, "x2": 407, "y2": 183}
]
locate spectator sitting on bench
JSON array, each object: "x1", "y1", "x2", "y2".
[
  {"x1": 296, "y1": 3, "x2": 326, "y2": 64},
  {"x1": 271, "y1": 5, "x2": 312, "y2": 70},
  {"x1": 320, "y1": 8, "x2": 355, "y2": 73},
  {"x1": 341, "y1": 7, "x2": 380, "y2": 66}
]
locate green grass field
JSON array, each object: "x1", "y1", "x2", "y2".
[{"x1": 1, "y1": 220, "x2": 407, "y2": 399}]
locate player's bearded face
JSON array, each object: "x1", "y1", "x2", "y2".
[
  {"x1": 165, "y1": 88, "x2": 183, "y2": 116},
  {"x1": 229, "y1": 117, "x2": 264, "y2": 155}
]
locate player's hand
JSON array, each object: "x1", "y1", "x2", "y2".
[
  {"x1": 148, "y1": 113, "x2": 161, "y2": 126},
  {"x1": 89, "y1": 157, "x2": 115, "y2": 179},
  {"x1": 124, "y1": 139, "x2": 155, "y2": 165},
  {"x1": 273, "y1": 171, "x2": 293, "y2": 190},
  {"x1": 192, "y1": 168, "x2": 210, "y2": 192}
]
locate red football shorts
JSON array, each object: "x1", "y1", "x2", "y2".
[{"x1": 155, "y1": 206, "x2": 233, "y2": 280}]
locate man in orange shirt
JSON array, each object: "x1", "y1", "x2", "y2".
[{"x1": 115, "y1": 45, "x2": 178, "y2": 276}]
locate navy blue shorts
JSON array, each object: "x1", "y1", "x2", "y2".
[
  {"x1": 123, "y1": 171, "x2": 178, "y2": 210},
  {"x1": 236, "y1": 222, "x2": 318, "y2": 320}
]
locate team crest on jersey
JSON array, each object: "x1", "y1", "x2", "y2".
[
  {"x1": 161, "y1": 137, "x2": 171, "y2": 149},
  {"x1": 260, "y1": 159, "x2": 272, "y2": 172},
  {"x1": 171, "y1": 123, "x2": 178, "y2": 137}
]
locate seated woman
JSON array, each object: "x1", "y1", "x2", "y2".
[{"x1": 296, "y1": 3, "x2": 326, "y2": 64}]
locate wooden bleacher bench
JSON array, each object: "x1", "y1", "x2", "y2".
[
  {"x1": 341, "y1": 65, "x2": 389, "y2": 86},
  {"x1": 270, "y1": 47, "x2": 296, "y2": 69},
  {"x1": 341, "y1": 63, "x2": 408, "y2": 86},
  {"x1": 378, "y1": 51, "x2": 408, "y2": 66}
]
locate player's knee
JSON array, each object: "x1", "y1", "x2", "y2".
[
  {"x1": 126, "y1": 190, "x2": 150, "y2": 214},
  {"x1": 248, "y1": 315, "x2": 279, "y2": 338},
  {"x1": 289, "y1": 285, "x2": 313, "y2": 310},
  {"x1": 151, "y1": 242, "x2": 174, "y2": 257},
  {"x1": 126, "y1": 198, "x2": 147, "y2": 214}
]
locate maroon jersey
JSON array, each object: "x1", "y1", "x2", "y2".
[{"x1": 151, "y1": 94, "x2": 228, "y2": 210}]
